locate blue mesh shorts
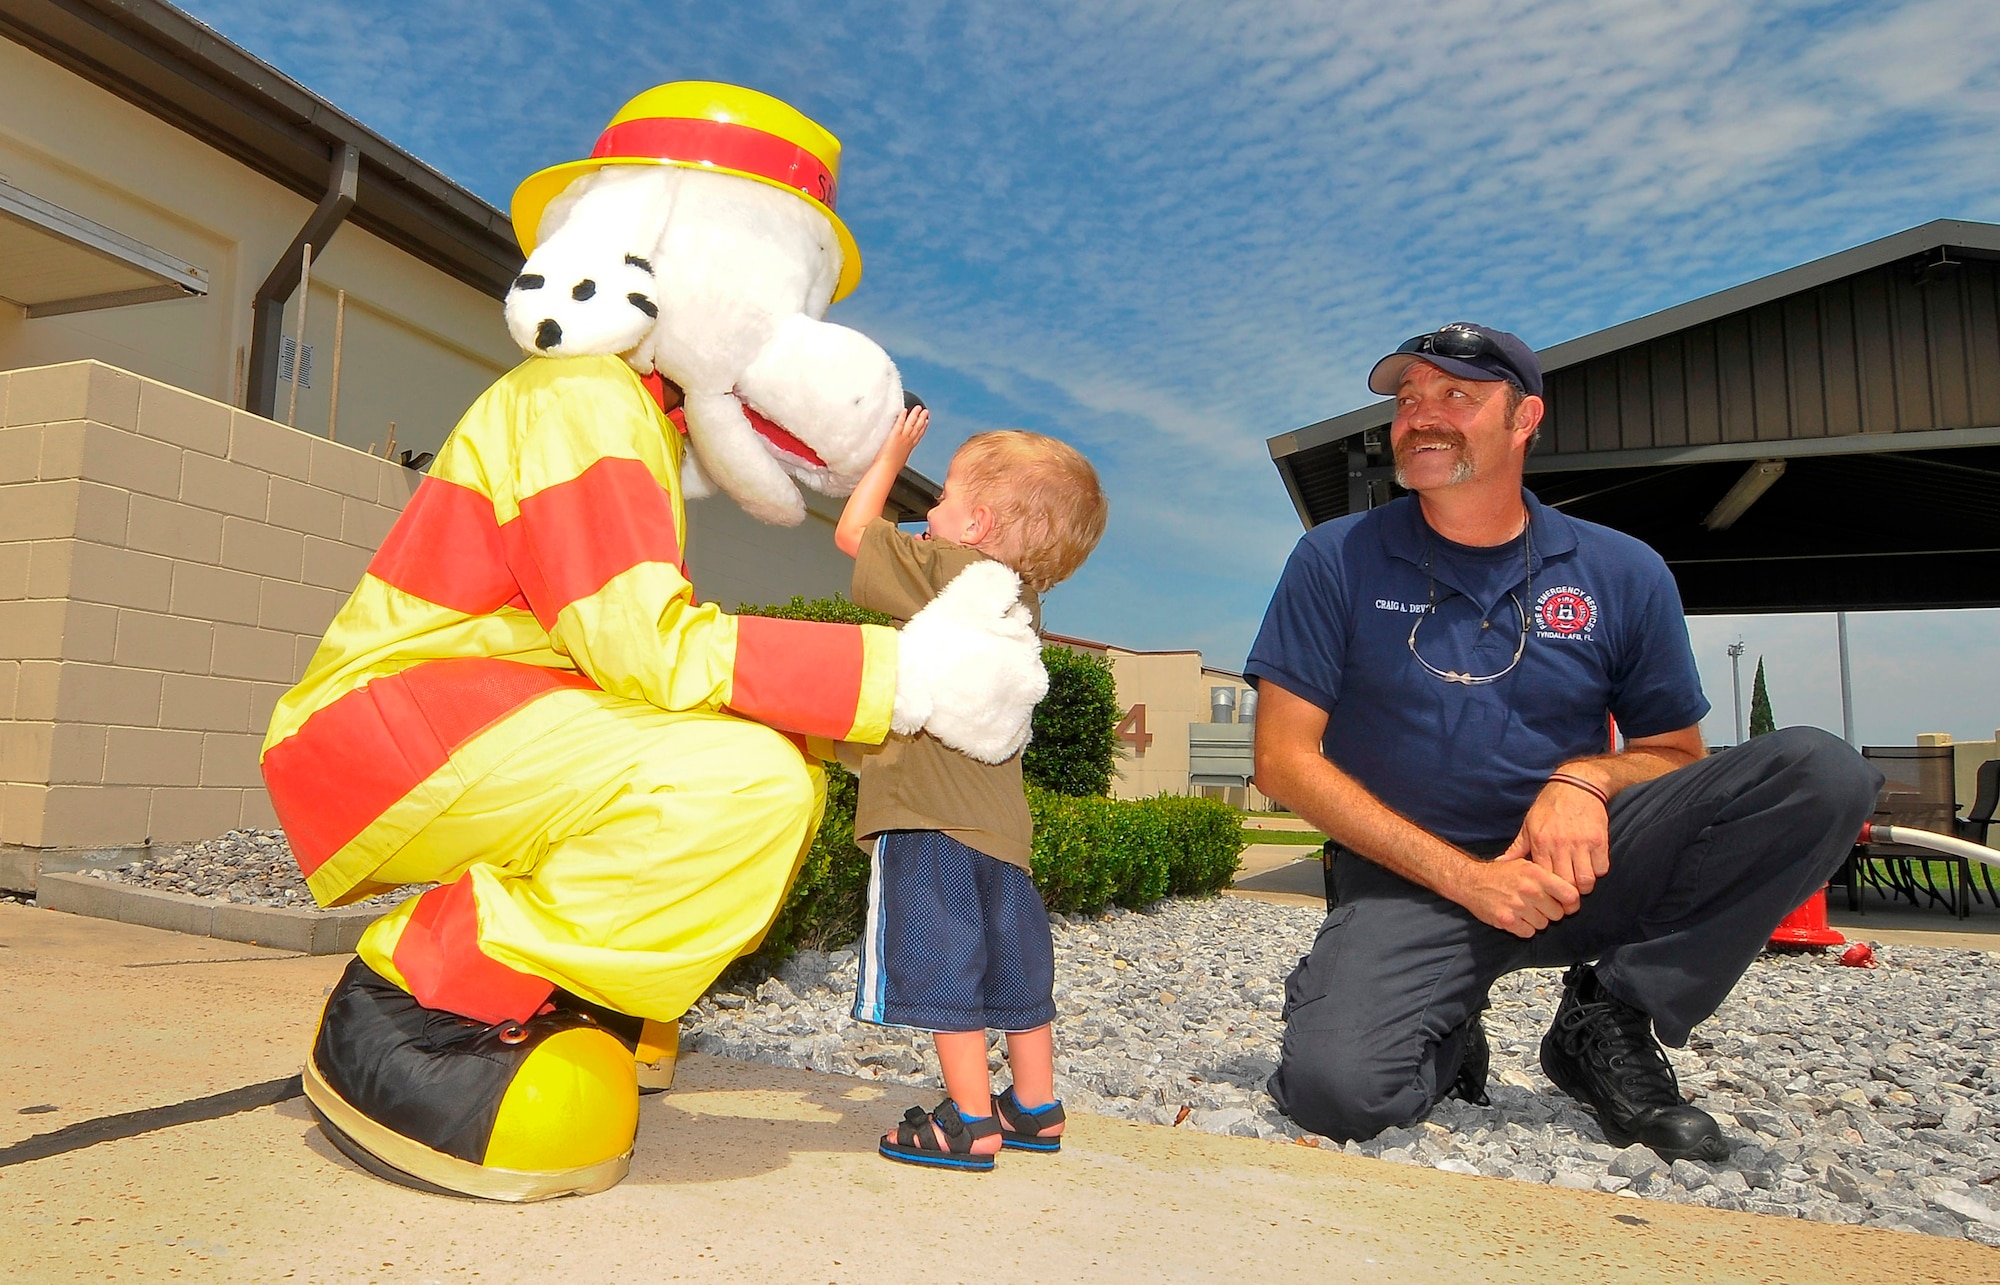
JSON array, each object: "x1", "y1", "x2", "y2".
[{"x1": 852, "y1": 830, "x2": 1057, "y2": 1034}]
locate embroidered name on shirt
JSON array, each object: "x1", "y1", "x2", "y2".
[
  {"x1": 1374, "y1": 598, "x2": 1433, "y2": 614},
  {"x1": 1535, "y1": 585, "x2": 1599, "y2": 640}
]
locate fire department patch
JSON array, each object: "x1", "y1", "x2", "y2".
[{"x1": 1535, "y1": 585, "x2": 1598, "y2": 638}]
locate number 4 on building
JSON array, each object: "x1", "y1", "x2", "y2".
[{"x1": 1117, "y1": 703, "x2": 1153, "y2": 756}]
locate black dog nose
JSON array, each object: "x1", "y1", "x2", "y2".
[{"x1": 535, "y1": 318, "x2": 563, "y2": 350}]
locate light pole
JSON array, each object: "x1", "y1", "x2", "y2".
[
  {"x1": 1836, "y1": 612, "x2": 1856, "y2": 746},
  {"x1": 1727, "y1": 639, "x2": 1746, "y2": 744}
]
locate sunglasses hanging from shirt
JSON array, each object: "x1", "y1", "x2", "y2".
[{"x1": 1407, "y1": 524, "x2": 1535, "y2": 686}]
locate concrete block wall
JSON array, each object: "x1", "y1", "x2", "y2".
[{"x1": 0, "y1": 360, "x2": 416, "y2": 848}]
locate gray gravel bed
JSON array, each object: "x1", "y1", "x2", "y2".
[
  {"x1": 685, "y1": 895, "x2": 2000, "y2": 1244},
  {"x1": 30, "y1": 830, "x2": 2000, "y2": 1241},
  {"x1": 77, "y1": 828, "x2": 423, "y2": 911}
]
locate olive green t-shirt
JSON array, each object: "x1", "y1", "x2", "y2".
[{"x1": 839, "y1": 518, "x2": 1042, "y2": 868}]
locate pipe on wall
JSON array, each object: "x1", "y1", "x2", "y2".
[{"x1": 245, "y1": 143, "x2": 359, "y2": 420}]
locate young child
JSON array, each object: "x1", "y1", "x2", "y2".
[{"x1": 833, "y1": 400, "x2": 1108, "y2": 1171}]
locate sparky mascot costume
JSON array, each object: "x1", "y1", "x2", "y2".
[{"x1": 261, "y1": 84, "x2": 1045, "y2": 1201}]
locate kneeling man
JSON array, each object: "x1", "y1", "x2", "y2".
[{"x1": 1246, "y1": 324, "x2": 1880, "y2": 1160}]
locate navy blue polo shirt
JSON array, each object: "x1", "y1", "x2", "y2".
[{"x1": 1244, "y1": 491, "x2": 1709, "y2": 849}]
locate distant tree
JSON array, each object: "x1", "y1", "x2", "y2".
[{"x1": 1749, "y1": 656, "x2": 1777, "y2": 737}]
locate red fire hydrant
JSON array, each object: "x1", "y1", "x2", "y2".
[{"x1": 1768, "y1": 886, "x2": 1846, "y2": 949}]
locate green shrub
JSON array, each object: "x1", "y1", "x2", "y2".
[
  {"x1": 736, "y1": 593, "x2": 891, "y2": 627},
  {"x1": 1024, "y1": 646, "x2": 1120, "y2": 797},
  {"x1": 1105, "y1": 800, "x2": 1175, "y2": 906},
  {"x1": 1023, "y1": 787, "x2": 1240, "y2": 915},
  {"x1": 1025, "y1": 788, "x2": 1117, "y2": 914},
  {"x1": 1141, "y1": 793, "x2": 1248, "y2": 896}
]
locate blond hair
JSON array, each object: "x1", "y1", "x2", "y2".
[{"x1": 950, "y1": 430, "x2": 1107, "y2": 593}]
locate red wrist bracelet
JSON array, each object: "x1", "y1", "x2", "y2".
[{"x1": 1547, "y1": 771, "x2": 1610, "y2": 807}]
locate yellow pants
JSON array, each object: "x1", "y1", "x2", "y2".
[{"x1": 354, "y1": 688, "x2": 824, "y2": 1026}]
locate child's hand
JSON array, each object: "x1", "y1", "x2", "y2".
[{"x1": 878, "y1": 405, "x2": 928, "y2": 468}]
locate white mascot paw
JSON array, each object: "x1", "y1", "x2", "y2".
[{"x1": 893, "y1": 561, "x2": 1048, "y2": 765}]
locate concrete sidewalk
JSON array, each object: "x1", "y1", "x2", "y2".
[{"x1": 2, "y1": 904, "x2": 1992, "y2": 1283}]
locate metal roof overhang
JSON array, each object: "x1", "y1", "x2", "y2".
[
  {"x1": 1267, "y1": 220, "x2": 2000, "y2": 614},
  {"x1": 0, "y1": 175, "x2": 209, "y2": 314},
  {"x1": 0, "y1": 0, "x2": 523, "y2": 299}
]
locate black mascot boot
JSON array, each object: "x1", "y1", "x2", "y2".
[
  {"x1": 1539, "y1": 965, "x2": 1728, "y2": 1162},
  {"x1": 303, "y1": 958, "x2": 640, "y2": 1201}
]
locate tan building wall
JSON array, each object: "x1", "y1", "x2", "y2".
[
  {"x1": 0, "y1": 359, "x2": 415, "y2": 849},
  {"x1": 1100, "y1": 648, "x2": 1202, "y2": 800},
  {"x1": 0, "y1": 36, "x2": 518, "y2": 462},
  {"x1": 1057, "y1": 643, "x2": 1271, "y2": 808}
]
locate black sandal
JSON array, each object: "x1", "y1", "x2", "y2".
[
  {"x1": 992, "y1": 1086, "x2": 1065, "y2": 1153},
  {"x1": 878, "y1": 1098, "x2": 1001, "y2": 1171}
]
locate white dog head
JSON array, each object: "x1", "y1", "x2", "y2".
[{"x1": 505, "y1": 165, "x2": 902, "y2": 525}]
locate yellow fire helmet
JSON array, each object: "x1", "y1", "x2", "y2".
[{"x1": 511, "y1": 82, "x2": 863, "y2": 302}]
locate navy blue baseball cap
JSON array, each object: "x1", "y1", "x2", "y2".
[{"x1": 1367, "y1": 323, "x2": 1543, "y2": 398}]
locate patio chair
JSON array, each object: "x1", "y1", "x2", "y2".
[
  {"x1": 1848, "y1": 746, "x2": 1970, "y2": 918},
  {"x1": 1956, "y1": 758, "x2": 1999, "y2": 905}
]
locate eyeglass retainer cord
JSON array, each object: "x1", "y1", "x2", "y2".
[{"x1": 1407, "y1": 512, "x2": 1536, "y2": 687}]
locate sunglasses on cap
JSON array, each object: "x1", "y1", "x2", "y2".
[{"x1": 1393, "y1": 323, "x2": 1498, "y2": 363}]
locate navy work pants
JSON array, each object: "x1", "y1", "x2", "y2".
[{"x1": 1266, "y1": 726, "x2": 1883, "y2": 1142}]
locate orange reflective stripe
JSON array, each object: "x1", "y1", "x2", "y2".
[
  {"x1": 727, "y1": 615, "x2": 865, "y2": 740},
  {"x1": 392, "y1": 876, "x2": 553, "y2": 1025},
  {"x1": 367, "y1": 476, "x2": 526, "y2": 615},
  {"x1": 262, "y1": 659, "x2": 597, "y2": 876},
  {"x1": 500, "y1": 456, "x2": 682, "y2": 629}
]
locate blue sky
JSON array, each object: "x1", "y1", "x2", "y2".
[{"x1": 181, "y1": 0, "x2": 2000, "y2": 747}]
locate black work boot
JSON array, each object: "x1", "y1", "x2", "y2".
[
  {"x1": 1539, "y1": 965, "x2": 1727, "y2": 1162},
  {"x1": 1446, "y1": 1011, "x2": 1492, "y2": 1107}
]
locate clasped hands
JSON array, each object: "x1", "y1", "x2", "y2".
[{"x1": 1457, "y1": 769, "x2": 1610, "y2": 939}]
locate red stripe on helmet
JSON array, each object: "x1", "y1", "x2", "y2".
[{"x1": 592, "y1": 116, "x2": 838, "y2": 211}]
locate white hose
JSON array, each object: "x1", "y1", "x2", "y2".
[{"x1": 1867, "y1": 824, "x2": 2000, "y2": 870}]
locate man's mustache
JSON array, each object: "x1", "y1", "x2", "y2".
[{"x1": 1394, "y1": 429, "x2": 1467, "y2": 459}]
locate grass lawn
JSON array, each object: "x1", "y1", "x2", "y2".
[
  {"x1": 1242, "y1": 826, "x2": 1328, "y2": 848},
  {"x1": 1847, "y1": 855, "x2": 1997, "y2": 903}
]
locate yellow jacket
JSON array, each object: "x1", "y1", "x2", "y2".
[{"x1": 261, "y1": 355, "x2": 896, "y2": 905}]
